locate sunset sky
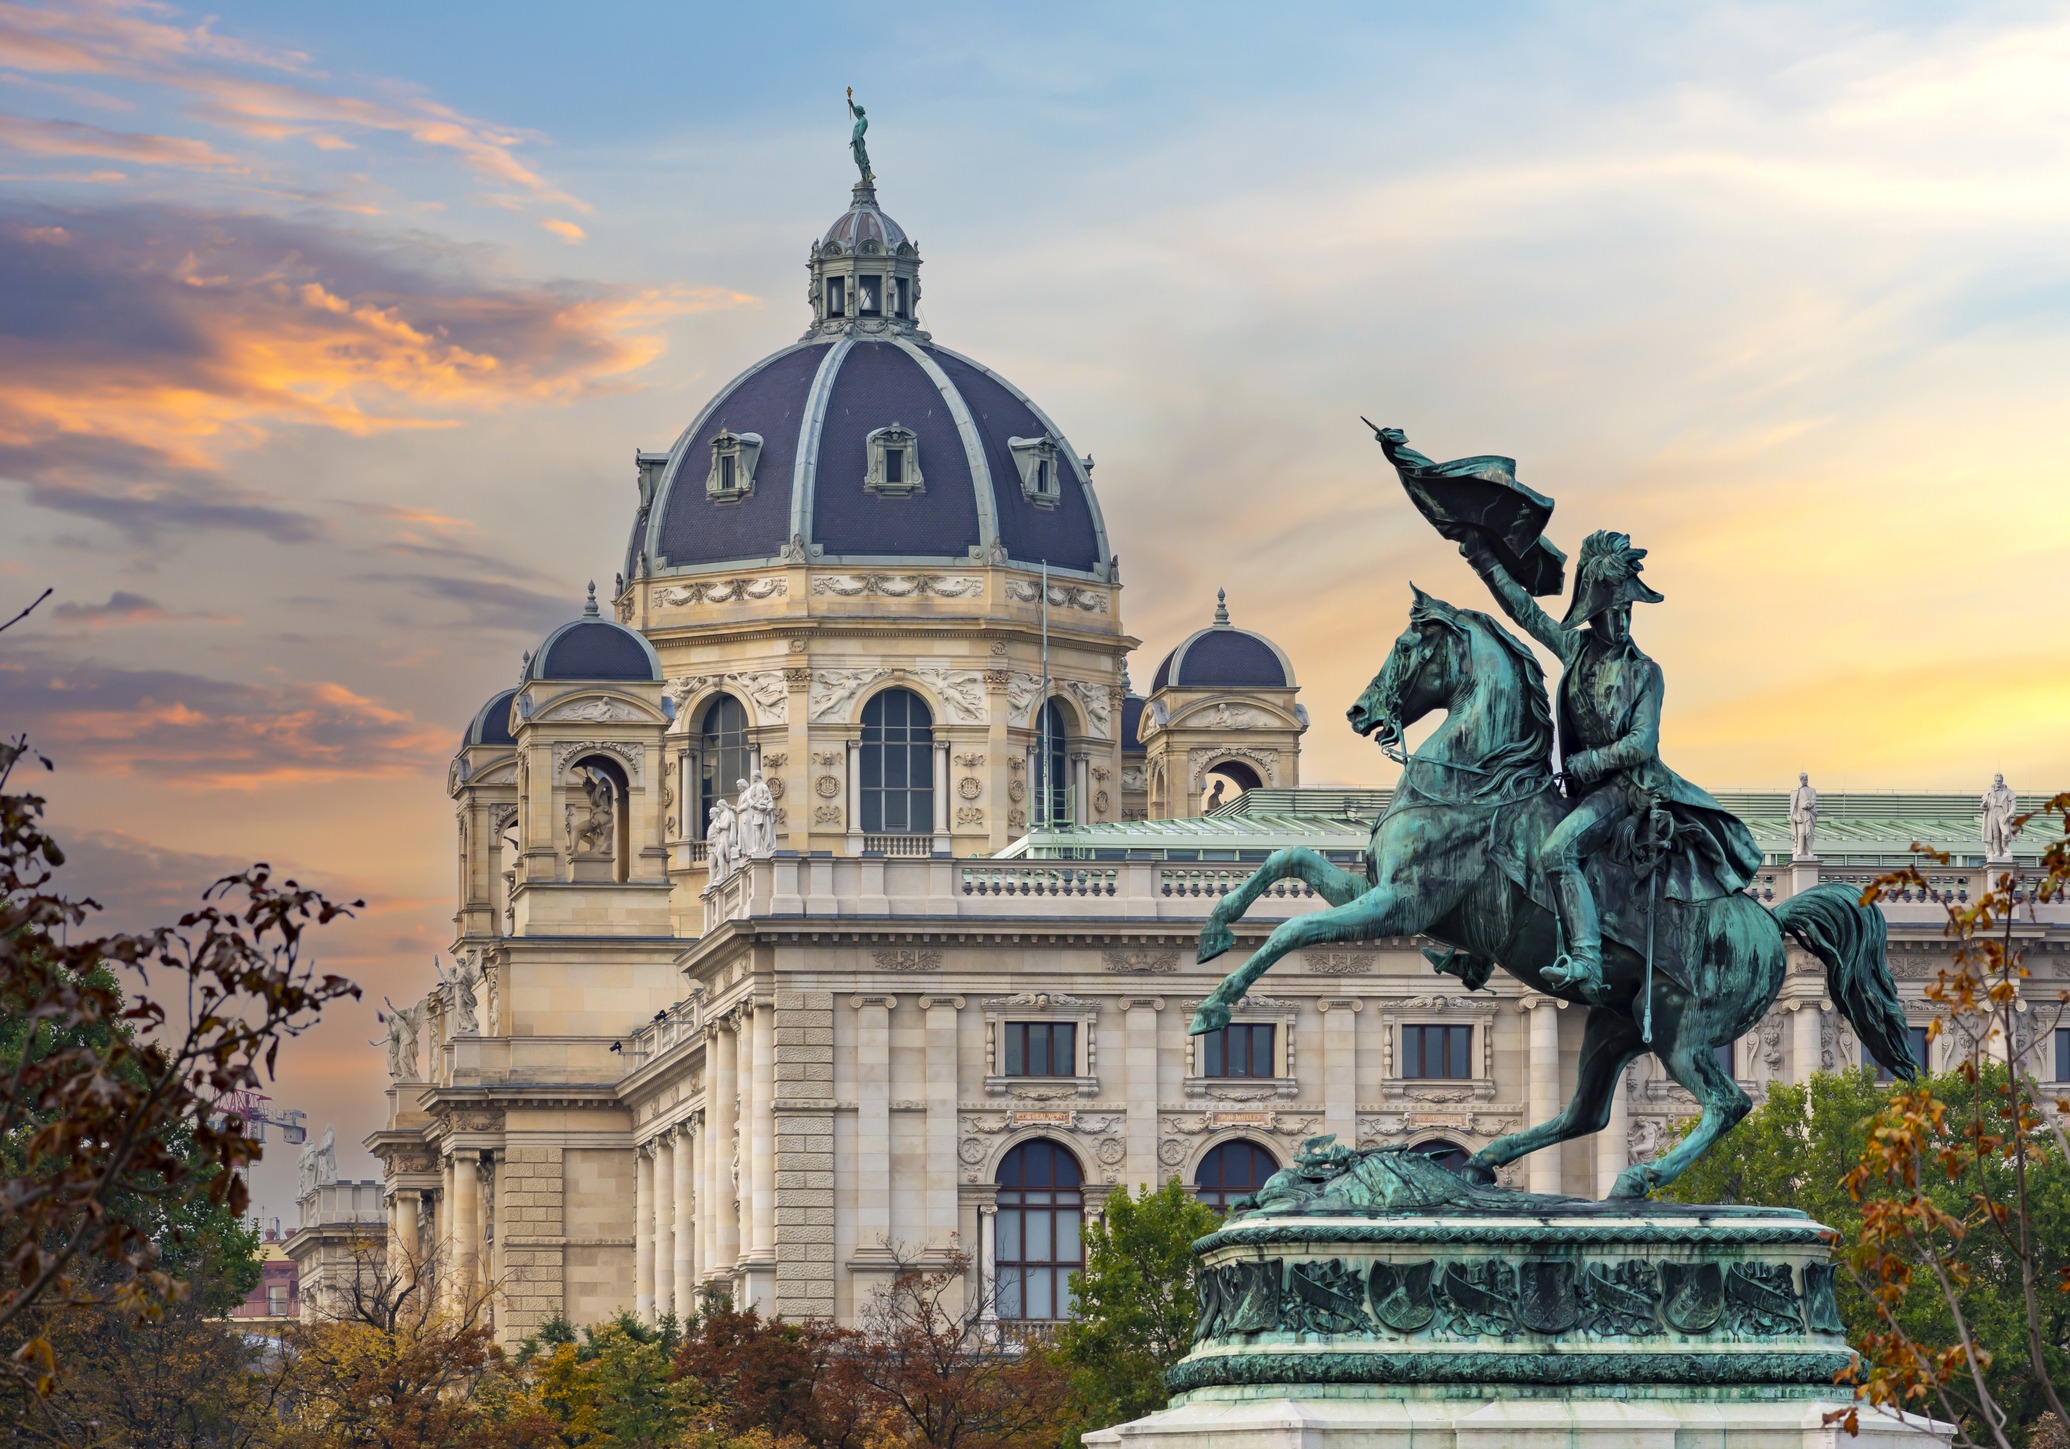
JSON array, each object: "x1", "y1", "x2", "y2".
[{"x1": 4, "y1": 1, "x2": 2068, "y2": 1221}]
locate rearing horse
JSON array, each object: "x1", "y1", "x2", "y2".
[{"x1": 1189, "y1": 589, "x2": 1915, "y2": 1197}]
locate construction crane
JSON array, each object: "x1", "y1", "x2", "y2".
[{"x1": 210, "y1": 1089, "x2": 307, "y2": 1146}]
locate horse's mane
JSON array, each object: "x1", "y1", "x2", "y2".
[{"x1": 1414, "y1": 600, "x2": 1556, "y2": 797}]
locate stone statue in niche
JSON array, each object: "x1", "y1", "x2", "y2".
[
  {"x1": 1790, "y1": 772, "x2": 1818, "y2": 860},
  {"x1": 440, "y1": 953, "x2": 480, "y2": 1037},
  {"x1": 572, "y1": 766, "x2": 616, "y2": 859},
  {"x1": 739, "y1": 773, "x2": 777, "y2": 857},
  {"x1": 707, "y1": 800, "x2": 739, "y2": 884},
  {"x1": 1982, "y1": 773, "x2": 2020, "y2": 860}
]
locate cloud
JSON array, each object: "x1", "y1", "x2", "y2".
[
  {"x1": 360, "y1": 571, "x2": 575, "y2": 635},
  {"x1": 0, "y1": 201, "x2": 744, "y2": 541},
  {"x1": 1, "y1": 645, "x2": 451, "y2": 787},
  {"x1": 48, "y1": 588, "x2": 230, "y2": 625},
  {"x1": 540, "y1": 217, "x2": 584, "y2": 243},
  {"x1": 0, "y1": 109, "x2": 239, "y2": 167}
]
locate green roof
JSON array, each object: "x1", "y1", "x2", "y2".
[{"x1": 999, "y1": 786, "x2": 2064, "y2": 866}]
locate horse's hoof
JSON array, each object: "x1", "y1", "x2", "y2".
[
  {"x1": 1608, "y1": 1166, "x2": 1652, "y2": 1200},
  {"x1": 1197, "y1": 922, "x2": 1236, "y2": 964},
  {"x1": 1188, "y1": 1001, "x2": 1231, "y2": 1036},
  {"x1": 1456, "y1": 1157, "x2": 1497, "y2": 1187}
]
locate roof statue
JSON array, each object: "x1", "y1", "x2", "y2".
[
  {"x1": 1184, "y1": 424, "x2": 1920, "y2": 1203},
  {"x1": 846, "y1": 87, "x2": 872, "y2": 183},
  {"x1": 1791, "y1": 772, "x2": 1818, "y2": 860},
  {"x1": 1983, "y1": 772, "x2": 2020, "y2": 860}
]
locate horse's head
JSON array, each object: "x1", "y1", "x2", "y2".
[{"x1": 1347, "y1": 586, "x2": 1471, "y2": 751}]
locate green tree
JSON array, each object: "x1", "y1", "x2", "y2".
[
  {"x1": 1053, "y1": 1180, "x2": 1221, "y2": 1438},
  {"x1": 528, "y1": 1312, "x2": 703, "y2": 1448}
]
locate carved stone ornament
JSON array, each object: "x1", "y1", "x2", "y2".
[
  {"x1": 958, "y1": 1138, "x2": 988, "y2": 1165},
  {"x1": 872, "y1": 948, "x2": 942, "y2": 972},
  {"x1": 815, "y1": 774, "x2": 842, "y2": 799},
  {"x1": 813, "y1": 804, "x2": 841, "y2": 826},
  {"x1": 656, "y1": 577, "x2": 787, "y2": 606},
  {"x1": 955, "y1": 806, "x2": 983, "y2": 826},
  {"x1": 1061, "y1": 679, "x2": 1113, "y2": 738},
  {"x1": 809, "y1": 668, "x2": 891, "y2": 723},
  {"x1": 555, "y1": 740, "x2": 643, "y2": 781},
  {"x1": 1003, "y1": 579, "x2": 1107, "y2": 613},
  {"x1": 1096, "y1": 1137, "x2": 1127, "y2": 1166},
  {"x1": 1175, "y1": 700, "x2": 1275, "y2": 731},
  {"x1": 1307, "y1": 952, "x2": 1377, "y2": 975},
  {"x1": 911, "y1": 667, "x2": 986, "y2": 724},
  {"x1": 954, "y1": 752, "x2": 986, "y2": 767},
  {"x1": 1101, "y1": 948, "x2": 1177, "y2": 974},
  {"x1": 957, "y1": 776, "x2": 983, "y2": 800},
  {"x1": 982, "y1": 991, "x2": 1091, "y2": 1009},
  {"x1": 812, "y1": 574, "x2": 983, "y2": 599},
  {"x1": 669, "y1": 670, "x2": 789, "y2": 725},
  {"x1": 1186, "y1": 746, "x2": 1278, "y2": 790},
  {"x1": 1093, "y1": 790, "x2": 1111, "y2": 814},
  {"x1": 543, "y1": 696, "x2": 642, "y2": 724}
]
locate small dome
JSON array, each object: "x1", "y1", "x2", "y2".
[
  {"x1": 527, "y1": 585, "x2": 662, "y2": 683},
  {"x1": 463, "y1": 688, "x2": 518, "y2": 749},
  {"x1": 1150, "y1": 591, "x2": 1295, "y2": 691},
  {"x1": 1120, "y1": 694, "x2": 1147, "y2": 755},
  {"x1": 820, "y1": 181, "x2": 910, "y2": 256}
]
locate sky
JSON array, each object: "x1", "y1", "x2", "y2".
[{"x1": 2, "y1": 0, "x2": 2068, "y2": 1222}]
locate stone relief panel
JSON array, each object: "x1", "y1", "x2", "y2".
[
  {"x1": 542, "y1": 697, "x2": 643, "y2": 723},
  {"x1": 812, "y1": 574, "x2": 983, "y2": 599},
  {"x1": 809, "y1": 668, "x2": 891, "y2": 723},
  {"x1": 668, "y1": 670, "x2": 789, "y2": 724},
  {"x1": 555, "y1": 740, "x2": 643, "y2": 782},
  {"x1": 910, "y1": 667, "x2": 986, "y2": 725},
  {"x1": 1004, "y1": 579, "x2": 1107, "y2": 613},
  {"x1": 655, "y1": 577, "x2": 786, "y2": 606}
]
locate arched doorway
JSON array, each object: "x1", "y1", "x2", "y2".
[
  {"x1": 1199, "y1": 758, "x2": 1262, "y2": 814},
  {"x1": 698, "y1": 694, "x2": 751, "y2": 840},
  {"x1": 1193, "y1": 1139, "x2": 1279, "y2": 1213},
  {"x1": 994, "y1": 1139, "x2": 1083, "y2": 1322},
  {"x1": 860, "y1": 688, "x2": 934, "y2": 835}
]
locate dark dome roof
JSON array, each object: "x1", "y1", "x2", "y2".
[
  {"x1": 1120, "y1": 694, "x2": 1146, "y2": 755},
  {"x1": 1151, "y1": 592, "x2": 1295, "y2": 691},
  {"x1": 527, "y1": 589, "x2": 662, "y2": 683},
  {"x1": 631, "y1": 339, "x2": 1108, "y2": 578},
  {"x1": 463, "y1": 688, "x2": 518, "y2": 749}
]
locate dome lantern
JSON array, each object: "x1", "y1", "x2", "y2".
[{"x1": 805, "y1": 179, "x2": 924, "y2": 341}]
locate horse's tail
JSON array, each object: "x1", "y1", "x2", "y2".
[{"x1": 1773, "y1": 884, "x2": 1919, "y2": 1080}]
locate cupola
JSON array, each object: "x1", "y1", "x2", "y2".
[{"x1": 804, "y1": 180, "x2": 924, "y2": 340}]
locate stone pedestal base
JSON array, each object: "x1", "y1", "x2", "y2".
[{"x1": 1085, "y1": 1386, "x2": 1949, "y2": 1449}]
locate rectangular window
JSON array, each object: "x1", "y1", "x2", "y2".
[
  {"x1": 2058, "y1": 1028, "x2": 2070, "y2": 1083},
  {"x1": 1003, "y1": 1021, "x2": 1076, "y2": 1077},
  {"x1": 1402, "y1": 1024, "x2": 1473, "y2": 1080},
  {"x1": 894, "y1": 276, "x2": 910, "y2": 318},
  {"x1": 858, "y1": 274, "x2": 881, "y2": 316},
  {"x1": 1035, "y1": 459, "x2": 1050, "y2": 495},
  {"x1": 268, "y1": 1285, "x2": 288, "y2": 1316},
  {"x1": 1201, "y1": 1023, "x2": 1275, "y2": 1079},
  {"x1": 884, "y1": 447, "x2": 904, "y2": 485},
  {"x1": 1713, "y1": 1040, "x2": 1734, "y2": 1078},
  {"x1": 1870, "y1": 1027, "x2": 1932, "y2": 1082},
  {"x1": 826, "y1": 276, "x2": 846, "y2": 317},
  {"x1": 720, "y1": 453, "x2": 736, "y2": 491}
]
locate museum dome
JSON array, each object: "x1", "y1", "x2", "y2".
[
  {"x1": 625, "y1": 179, "x2": 1112, "y2": 583},
  {"x1": 462, "y1": 687, "x2": 518, "y2": 749},
  {"x1": 1150, "y1": 591, "x2": 1295, "y2": 691},
  {"x1": 526, "y1": 585, "x2": 663, "y2": 683}
]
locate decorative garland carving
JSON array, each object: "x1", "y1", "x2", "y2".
[
  {"x1": 555, "y1": 741, "x2": 643, "y2": 781},
  {"x1": 656, "y1": 577, "x2": 787, "y2": 606},
  {"x1": 812, "y1": 574, "x2": 983, "y2": 599}
]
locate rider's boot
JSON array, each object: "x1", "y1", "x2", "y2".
[{"x1": 1546, "y1": 867, "x2": 1609, "y2": 1004}]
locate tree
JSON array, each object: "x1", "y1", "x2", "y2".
[
  {"x1": 847, "y1": 1252, "x2": 1070, "y2": 1449},
  {"x1": 521, "y1": 1309, "x2": 702, "y2": 1449},
  {"x1": 671, "y1": 1291, "x2": 862, "y2": 1449},
  {"x1": 1052, "y1": 1181, "x2": 1220, "y2": 1437},
  {"x1": 0, "y1": 717, "x2": 360, "y2": 1396}
]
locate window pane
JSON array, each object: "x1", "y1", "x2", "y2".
[
  {"x1": 1057, "y1": 1207, "x2": 1081, "y2": 1263},
  {"x1": 886, "y1": 448, "x2": 904, "y2": 484},
  {"x1": 1404, "y1": 1027, "x2": 1424, "y2": 1079},
  {"x1": 827, "y1": 277, "x2": 845, "y2": 316},
  {"x1": 1028, "y1": 1269, "x2": 1052, "y2": 1321},
  {"x1": 859, "y1": 274, "x2": 881, "y2": 315},
  {"x1": 1004, "y1": 1025, "x2": 1024, "y2": 1077},
  {"x1": 895, "y1": 277, "x2": 910, "y2": 317},
  {"x1": 1714, "y1": 1041, "x2": 1734, "y2": 1078},
  {"x1": 997, "y1": 1266, "x2": 1021, "y2": 1319},
  {"x1": 997, "y1": 1207, "x2": 1021, "y2": 1262},
  {"x1": 1449, "y1": 1026, "x2": 1472, "y2": 1078},
  {"x1": 1054, "y1": 1023, "x2": 1076, "y2": 1076},
  {"x1": 1027, "y1": 1022, "x2": 1050, "y2": 1075},
  {"x1": 1910, "y1": 1026, "x2": 1930, "y2": 1072},
  {"x1": 2058, "y1": 1029, "x2": 2070, "y2": 1083},
  {"x1": 1203, "y1": 1029, "x2": 1223, "y2": 1077}
]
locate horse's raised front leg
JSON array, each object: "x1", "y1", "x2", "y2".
[
  {"x1": 1191, "y1": 886, "x2": 1415, "y2": 1034},
  {"x1": 1463, "y1": 1007, "x2": 1645, "y2": 1191},
  {"x1": 1611, "y1": 1033, "x2": 1749, "y2": 1198},
  {"x1": 1197, "y1": 847, "x2": 1369, "y2": 964}
]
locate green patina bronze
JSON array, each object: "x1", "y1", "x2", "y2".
[{"x1": 1189, "y1": 426, "x2": 1920, "y2": 1199}]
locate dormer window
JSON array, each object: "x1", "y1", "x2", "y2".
[
  {"x1": 865, "y1": 423, "x2": 924, "y2": 497},
  {"x1": 857, "y1": 274, "x2": 882, "y2": 317},
  {"x1": 894, "y1": 276, "x2": 911, "y2": 319},
  {"x1": 1008, "y1": 434, "x2": 1063, "y2": 507},
  {"x1": 706, "y1": 427, "x2": 763, "y2": 503},
  {"x1": 826, "y1": 276, "x2": 847, "y2": 319}
]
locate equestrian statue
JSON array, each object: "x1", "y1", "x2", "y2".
[{"x1": 1188, "y1": 425, "x2": 1918, "y2": 1199}]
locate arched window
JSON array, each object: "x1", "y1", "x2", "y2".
[
  {"x1": 1413, "y1": 1139, "x2": 1470, "y2": 1174},
  {"x1": 1037, "y1": 698, "x2": 1069, "y2": 828},
  {"x1": 1200, "y1": 759, "x2": 1262, "y2": 814},
  {"x1": 861, "y1": 688, "x2": 933, "y2": 835},
  {"x1": 698, "y1": 695, "x2": 751, "y2": 841},
  {"x1": 994, "y1": 1139, "x2": 1083, "y2": 1321},
  {"x1": 1193, "y1": 1139, "x2": 1278, "y2": 1213}
]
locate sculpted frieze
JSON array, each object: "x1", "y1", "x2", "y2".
[
  {"x1": 812, "y1": 574, "x2": 983, "y2": 599},
  {"x1": 656, "y1": 577, "x2": 786, "y2": 606}
]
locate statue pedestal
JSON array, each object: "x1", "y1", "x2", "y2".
[
  {"x1": 1789, "y1": 856, "x2": 1820, "y2": 895},
  {"x1": 1087, "y1": 1184, "x2": 1949, "y2": 1449}
]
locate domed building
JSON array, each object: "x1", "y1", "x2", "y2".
[{"x1": 350, "y1": 137, "x2": 2046, "y2": 1350}]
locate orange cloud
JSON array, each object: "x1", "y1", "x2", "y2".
[{"x1": 541, "y1": 217, "x2": 585, "y2": 243}]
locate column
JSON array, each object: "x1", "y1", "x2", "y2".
[
  {"x1": 978, "y1": 1204, "x2": 998, "y2": 1323},
  {"x1": 1794, "y1": 1001, "x2": 1824, "y2": 1084},
  {"x1": 652, "y1": 1132, "x2": 676, "y2": 1321},
  {"x1": 1319, "y1": 999, "x2": 1360, "y2": 1149},
  {"x1": 854, "y1": 996, "x2": 893, "y2": 1253},
  {"x1": 932, "y1": 740, "x2": 950, "y2": 849},
  {"x1": 750, "y1": 1001, "x2": 776, "y2": 1262},
  {"x1": 693, "y1": 1108, "x2": 712, "y2": 1286},
  {"x1": 846, "y1": 740, "x2": 862, "y2": 848},
  {"x1": 1122, "y1": 998, "x2": 1161, "y2": 1189},
  {"x1": 1072, "y1": 755, "x2": 1089, "y2": 826},
  {"x1": 438, "y1": 1155, "x2": 455, "y2": 1310},
  {"x1": 922, "y1": 995, "x2": 962, "y2": 1248},
  {"x1": 451, "y1": 1149, "x2": 479, "y2": 1300},
  {"x1": 1524, "y1": 995, "x2": 1565, "y2": 1194},
  {"x1": 634, "y1": 1145, "x2": 655, "y2": 1321},
  {"x1": 711, "y1": 1022, "x2": 739, "y2": 1272},
  {"x1": 672, "y1": 1121, "x2": 695, "y2": 1312},
  {"x1": 1595, "y1": 1065, "x2": 1628, "y2": 1199},
  {"x1": 393, "y1": 1189, "x2": 420, "y2": 1294}
]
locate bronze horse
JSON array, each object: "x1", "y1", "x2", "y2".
[{"x1": 1189, "y1": 590, "x2": 1915, "y2": 1197}]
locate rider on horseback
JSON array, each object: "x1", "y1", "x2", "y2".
[{"x1": 1459, "y1": 529, "x2": 1759, "y2": 1006}]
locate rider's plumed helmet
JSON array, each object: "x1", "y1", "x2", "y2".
[{"x1": 1561, "y1": 530, "x2": 1664, "y2": 627}]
